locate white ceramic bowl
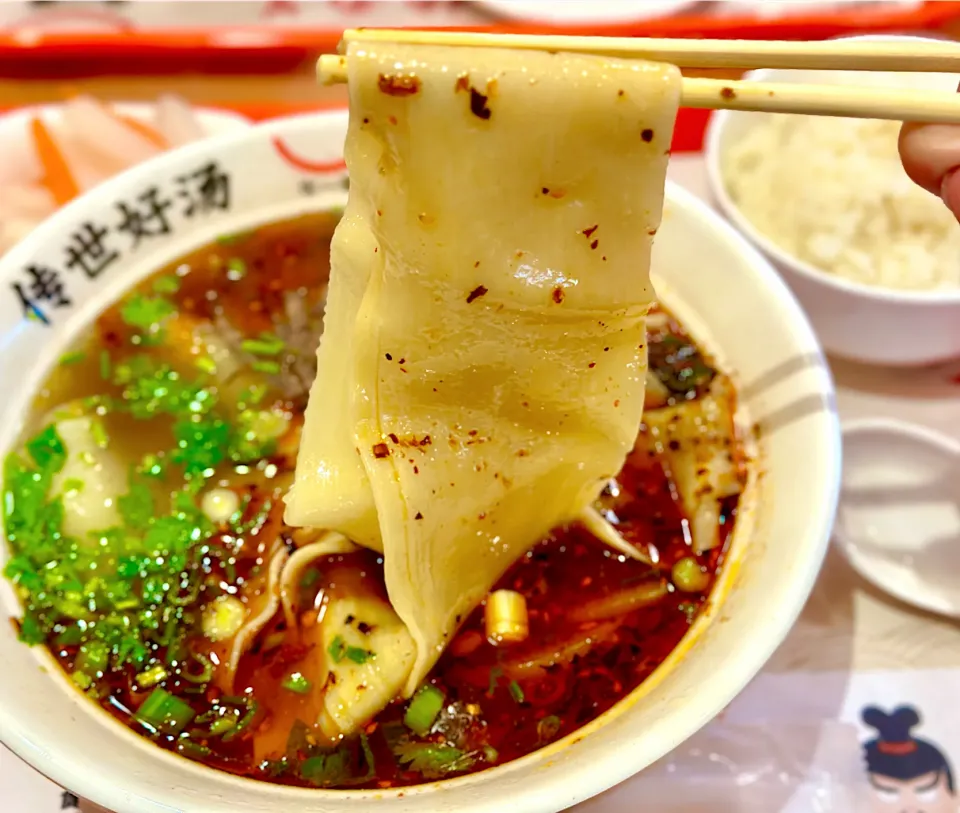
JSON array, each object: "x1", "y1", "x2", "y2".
[
  {"x1": 0, "y1": 111, "x2": 840, "y2": 813},
  {"x1": 705, "y1": 34, "x2": 960, "y2": 367}
]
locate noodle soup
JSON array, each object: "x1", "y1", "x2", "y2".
[{"x1": 4, "y1": 209, "x2": 744, "y2": 789}]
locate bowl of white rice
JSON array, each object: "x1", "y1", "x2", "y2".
[{"x1": 705, "y1": 34, "x2": 960, "y2": 366}]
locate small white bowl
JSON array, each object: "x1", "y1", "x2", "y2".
[
  {"x1": 705, "y1": 34, "x2": 960, "y2": 367},
  {"x1": 0, "y1": 111, "x2": 840, "y2": 813}
]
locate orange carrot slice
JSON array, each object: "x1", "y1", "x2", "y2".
[
  {"x1": 30, "y1": 116, "x2": 79, "y2": 206},
  {"x1": 115, "y1": 113, "x2": 168, "y2": 149}
]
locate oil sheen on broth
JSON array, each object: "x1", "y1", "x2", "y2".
[{"x1": 3, "y1": 212, "x2": 745, "y2": 789}]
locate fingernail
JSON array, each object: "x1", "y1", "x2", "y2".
[{"x1": 941, "y1": 168, "x2": 960, "y2": 217}]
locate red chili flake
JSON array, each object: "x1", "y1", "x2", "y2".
[
  {"x1": 590, "y1": 239, "x2": 599, "y2": 250},
  {"x1": 470, "y1": 88, "x2": 492, "y2": 120},
  {"x1": 388, "y1": 433, "x2": 400, "y2": 444},
  {"x1": 467, "y1": 285, "x2": 488, "y2": 304},
  {"x1": 413, "y1": 466, "x2": 419, "y2": 474},
  {"x1": 388, "y1": 115, "x2": 398, "y2": 125},
  {"x1": 552, "y1": 286, "x2": 565, "y2": 304},
  {"x1": 377, "y1": 73, "x2": 422, "y2": 97},
  {"x1": 372, "y1": 443, "x2": 390, "y2": 459},
  {"x1": 617, "y1": 89, "x2": 625, "y2": 97},
  {"x1": 517, "y1": 449, "x2": 529, "y2": 457},
  {"x1": 613, "y1": 400, "x2": 620, "y2": 407},
  {"x1": 588, "y1": 362, "x2": 596, "y2": 369},
  {"x1": 474, "y1": 260, "x2": 481, "y2": 268},
  {"x1": 362, "y1": 117, "x2": 370, "y2": 124},
  {"x1": 454, "y1": 73, "x2": 470, "y2": 93},
  {"x1": 385, "y1": 353, "x2": 392, "y2": 360},
  {"x1": 720, "y1": 86, "x2": 736, "y2": 99},
  {"x1": 582, "y1": 224, "x2": 599, "y2": 238},
  {"x1": 641, "y1": 129, "x2": 654, "y2": 142},
  {"x1": 648, "y1": 228, "x2": 658, "y2": 236},
  {"x1": 414, "y1": 512, "x2": 424, "y2": 520}
]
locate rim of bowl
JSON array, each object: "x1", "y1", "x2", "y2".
[
  {"x1": 0, "y1": 112, "x2": 842, "y2": 813},
  {"x1": 704, "y1": 32, "x2": 960, "y2": 307}
]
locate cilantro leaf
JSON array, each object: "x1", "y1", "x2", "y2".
[
  {"x1": 392, "y1": 741, "x2": 476, "y2": 779},
  {"x1": 171, "y1": 416, "x2": 231, "y2": 477},
  {"x1": 118, "y1": 480, "x2": 155, "y2": 531}
]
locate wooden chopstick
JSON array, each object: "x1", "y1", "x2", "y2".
[
  {"x1": 337, "y1": 28, "x2": 960, "y2": 72},
  {"x1": 317, "y1": 54, "x2": 960, "y2": 123}
]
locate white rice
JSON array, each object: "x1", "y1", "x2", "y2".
[{"x1": 721, "y1": 114, "x2": 960, "y2": 291}]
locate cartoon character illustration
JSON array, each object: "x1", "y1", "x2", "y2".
[{"x1": 862, "y1": 705, "x2": 956, "y2": 812}]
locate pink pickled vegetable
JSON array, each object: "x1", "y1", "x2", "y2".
[{"x1": 155, "y1": 94, "x2": 205, "y2": 147}]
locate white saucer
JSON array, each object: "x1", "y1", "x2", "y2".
[{"x1": 835, "y1": 417, "x2": 960, "y2": 618}]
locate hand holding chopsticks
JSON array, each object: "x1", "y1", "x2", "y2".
[{"x1": 319, "y1": 30, "x2": 960, "y2": 124}]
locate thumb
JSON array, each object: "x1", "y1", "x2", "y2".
[{"x1": 898, "y1": 79, "x2": 960, "y2": 219}]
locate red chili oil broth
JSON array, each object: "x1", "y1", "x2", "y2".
[{"x1": 9, "y1": 212, "x2": 741, "y2": 790}]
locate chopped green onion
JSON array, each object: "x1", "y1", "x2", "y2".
[
  {"x1": 120, "y1": 294, "x2": 176, "y2": 333},
  {"x1": 76, "y1": 641, "x2": 109, "y2": 678},
  {"x1": 99, "y1": 350, "x2": 112, "y2": 381},
  {"x1": 152, "y1": 276, "x2": 181, "y2": 295},
  {"x1": 483, "y1": 745, "x2": 499, "y2": 763},
  {"x1": 251, "y1": 359, "x2": 281, "y2": 375},
  {"x1": 672, "y1": 557, "x2": 710, "y2": 593},
  {"x1": 71, "y1": 671, "x2": 92, "y2": 690},
  {"x1": 486, "y1": 666, "x2": 503, "y2": 698},
  {"x1": 180, "y1": 652, "x2": 213, "y2": 684},
  {"x1": 195, "y1": 356, "x2": 217, "y2": 375},
  {"x1": 135, "y1": 687, "x2": 196, "y2": 735},
  {"x1": 222, "y1": 697, "x2": 258, "y2": 742},
  {"x1": 217, "y1": 231, "x2": 247, "y2": 246},
  {"x1": 282, "y1": 672, "x2": 312, "y2": 694},
  {"x1": 136, "y1": 663, "x2": 169, "y2": 688},
  {"x1": 345, "y1": 645, "x2": 373, "y2": 665},
  {"x1": 359, "y1": 731, "x2": 376, "y2": 780},
  {"x1": 537, "y1": 715, "x2": 562, "y2": 743},
  {"x1": 404, "y1": 684, "x2": 445, "y2": 736},
  {"x1": 90, "y1": 419, "x2": 109, "y2": 449},
  {"x1": 508, "y1": 680, "x2": 525, "y2": 704},
  {"x1": 241, "y1": 333, "x2": 285, "y2": 357},
  {"x1": 327, "y1": 635, "x2": 346, "y2": 662},
  {"x1": 327, "y1": 634, "x2": 373, "y2": 666},
  {"x1": 177, "y1": 740, "x2": 211, "y2": 759},
  {"x1": 226, "y1": 257, "x2": 247, "y2": 280},
  {"x1": 209, "y1": 716, "x2": 237, "y2": 736},
  {"x1": 59, "y1": 350, "x2": 86, "y2": 367}
]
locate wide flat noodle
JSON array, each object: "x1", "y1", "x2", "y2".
[{"x1": 287, "y1": 41, "x2": 681, "y2": 696}]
